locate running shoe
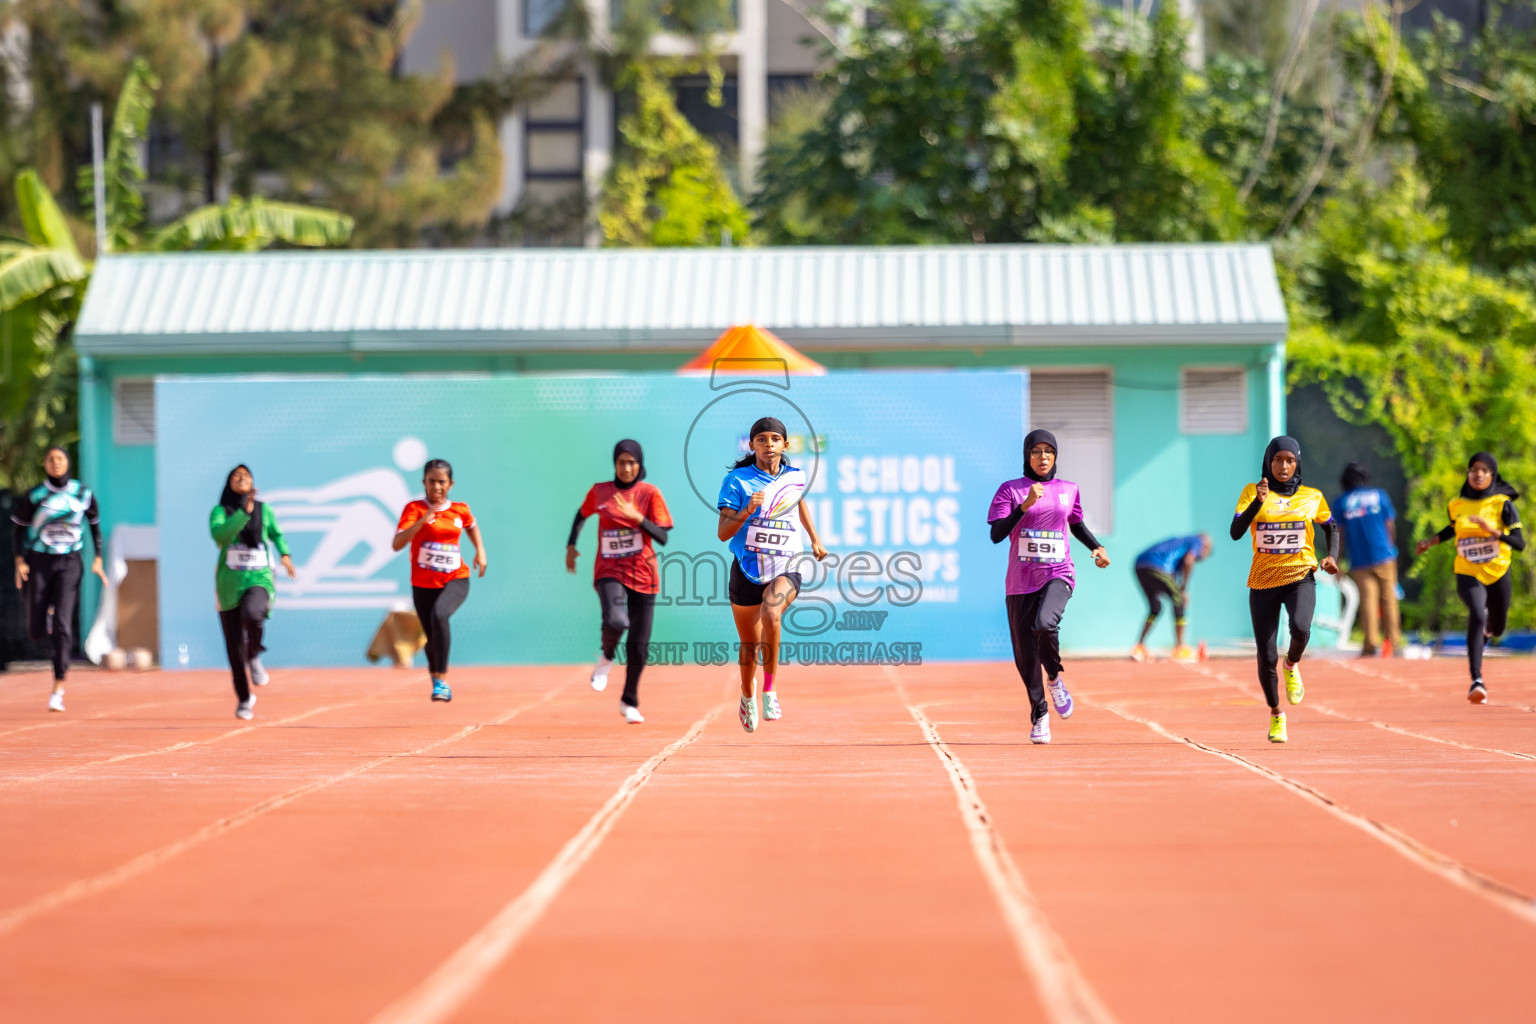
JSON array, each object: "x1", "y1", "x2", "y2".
[
  {"x1": 590, "y1": 656, "x2": 613, "y2": 692},
  {"x1": 1469, "y1": 680, "x2": 1488, "y2": 704},
  {"x1": 1268, "y1": 712, "x2": 1287, "y2": 743},
  {"x1": 47, "y1": 691, "x2": 64, "y2": 713},
  {"x1": 1030, "y1": 716, "x2": 1051, "y2": 744},
  {"x1": 621, "y1": 702, "x2": 645, "y2": 724},
  {"x1": 1047, "y1": 675, "x2": 1074, "y2": 719},
  {"x1": 762, "y1": 690, "x2": 781, "y2": 721},
  {"x1": 739, "y1": 692, "x2": 759, "y2": 733},
  {"x1": 1130, "y1": 644, "x2": 1150, "y2": 663},
  {"x1": 1173, "y1": 645, "x2": 1198, "y2": 664},
  {"x1": 249, "y1": 657, "x2": 269, "y2": 686},
  {"x1": 1282, "y1": 658, "x2": 1304, "y2": 705},
  {"x1": 431, "y1": 679, "x2": 452, "y2": 702},
  {"x1": 236, "y1": 695, "x2": 256, "y2": 720}
]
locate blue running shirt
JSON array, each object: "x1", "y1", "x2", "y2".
[{"x1": 718, "y1": 462, "x2": 806, "y2": 584}]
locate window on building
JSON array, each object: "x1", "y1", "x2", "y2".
[
  {"x1": 114, "y1": 379, "x2": 155, "y2": 446},
  {"x1": 1029, "y1": 369, "x2": 1114, "y2": 534},
  {"x1": 525, "y1": 78, "x2": 584, "y2": 193},
  {"x1": 1179, "y1": 366, "x2": 1248, "y2": 435},
  {"x1": 525, "y1": 0, "x2": 567, "y2": 37}
]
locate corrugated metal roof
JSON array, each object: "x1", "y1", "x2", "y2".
[{"x1": 75, "y1": 244, "x2": 1287, "y2": 355}]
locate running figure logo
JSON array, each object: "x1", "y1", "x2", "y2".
[{"x1": 262, "y1": 438, "x2": 425, "y2": 609}]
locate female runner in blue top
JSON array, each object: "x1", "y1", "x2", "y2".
[{"x1": 717, "y1": 417, "x2": 828, "y2": 733}]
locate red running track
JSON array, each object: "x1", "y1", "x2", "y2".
[{"x1": 0, "y1": 656, "x2": 1533, "y2": 1023}]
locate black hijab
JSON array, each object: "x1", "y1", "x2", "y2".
[
  {"x1": 613, "y1": 439, "x2": 645, "y2": 489},
  {"x1": 219, "y1": 465, "x2": 265, "y2": 547},
  {"x1": 1023, "y1": 429, "x2": 1058, "y2": 482},
  {"x1": 1461, "y1": 452, "x2": 1520, "y2": 500},
  {"x1": 1262, "y1": 436, "x2": 1303, "y2": 497},
  {"x1": 44, "y1": 446, "x2": 71, "y2": 488}
]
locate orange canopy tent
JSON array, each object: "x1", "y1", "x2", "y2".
[{"x1": 677, "y1": 324, "x2": 826, "y2": 376}]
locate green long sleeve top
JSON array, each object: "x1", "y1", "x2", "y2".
[{"x1": 209, "y1": 504, "x2": 290, "y2": 612}]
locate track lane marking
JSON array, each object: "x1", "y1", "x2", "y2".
[
  {"x1": 0, "y1": 680, "x2": 570, "y2": 936},
  {"x1": 1092, "y1": 698, "x2": 1536, "y2": 928},
  {"x1": 368, "y1": 701, "x2": 725, "y2": 1024},
  {"x1": 889, "y1": 669, "x2": 1117, "y2": 1024}
]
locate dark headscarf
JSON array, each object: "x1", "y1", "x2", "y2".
[
  {"x1": 613, "y1": 439, "x2": 645, "y2": 489},
  {"x1": 1261, "y1": 436, "x2": 1303, "y2": 497},
  {"x1": 1462, "y1": 452, "x2": 1520, "y2": 500},
  {"x1": 219, "y1": 465, "x2": 264, "y2": 547},
  {"x1": 1023, "y1": 429, "x2": 1058, "y2": 482},
  {"x1": 732, "y1": 417, "x2": 794, "y2": 471},
  {"x1": 44, "y1": 446, "x2": 70, "y2": 488}
]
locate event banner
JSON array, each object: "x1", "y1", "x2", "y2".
[{"x1": 155, "y1": 371, "x2": 1027, "y2": 668}]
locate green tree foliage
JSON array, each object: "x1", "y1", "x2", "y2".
[
  {"x1": 598, "y1": 60, "x2": 749, "y2": 247},
  {"x1": 1283, "y1": 169, "x2": 1536, "y2": 629},
  {"x1": 753, "y1": 0, "x2": 1252, "y2": 244}
]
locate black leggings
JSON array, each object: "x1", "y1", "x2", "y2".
[
  {"x1": 218, "y1": 586, "x2": 270, "y2": 702},
  {"x1": 1457, "y1": 572, "x2": 1511, "y2": 682},
  {"x1": 413, "y1": 579, "x2": 469, "y2": 677},
  {"x1": 1005, "y1": 580, "x2": 1072, "y2": 723},
  {"x1": 1249, "y1": 574, "x2": 1316, "y2": 710},
  {"x1": 1136, "y1": 567, "x2": 1185, "y2": 625},
  {"x1": 596, "y1": 577, "x2": 656, "y2": 708},
  {"x1": 24, "y1": 552, "x2": 82, "y2": 682}
]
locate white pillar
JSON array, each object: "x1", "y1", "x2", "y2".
[
  {"x1": 498, "y1": 110, "x2": 525, "y2": 215},
  {"x1": 737, "y1": 0, "x2": 768, "y2": 197},
  {"x1": 1268, "y1": 341, "x2": 1286, "y2": 438},
  {"x1": 1176, "y1": 0, "x2": 1204, "y2": 69},
  {"x1": 584, "y1": 72, "x2": 613, "y2": 247}
]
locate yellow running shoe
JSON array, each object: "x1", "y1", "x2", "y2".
[
  {"x1": 1282, "y1": 658, "x2": 1304, "y2": 705},
  {"x1": 1173, "y1": 645, "x2": 1197, "y2": 663},
  {"x1": 1268, "y1": 712, "x2": 1287, "y2": 743}
]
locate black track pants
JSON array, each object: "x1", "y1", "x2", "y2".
[
  {"x1": 1249, "y1": 574, "x2": 1316, "y2": 710},
  {"x1": 413, "y1": 579, "x2": 469, "y2": 677},
  {"x1": 1456, "y1": 572, "x2": 1511, "y2": 682},
  {"x1": 218, "y1": 586, "x2": 270, "y2": 703},
  {"x1": 596, "y1": 577, "x2": 656, "y2": 708},
  {"x1": 1005, "y1": 579, "x2": 1073, "y2": 723},
  {"x1": 24, "y1": 552, "x2": 82, "y2": 682}
]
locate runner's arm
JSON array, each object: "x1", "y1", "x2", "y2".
[
  {"x1": 567, "y1": 511, "x2": 587, "y2": 547},
  {"x1": 86, "y1": 493, "x2": 103, "y2": 558},
  {"x1": 988, "y1": 505, "x2": 1024, "y2": 544},
  {"x1": 1069, "y1": 521, "x2": 1100, "y2": 551},
  {"x1": 1231, "y1": 498, "x2": 1262, "y2": 541},
  {"x1": 1501, "y1": 501, "x2": 1525, "y2": 550},
  {"x1": 638, "y1": 518, "x2": 670, "y2": 545},
  {"x1": 210, "y1": 505, "x2": 249, "y2": 547},
  {"x1": 1319, "y1": 519, "x2": 1341, "y2": 561}
]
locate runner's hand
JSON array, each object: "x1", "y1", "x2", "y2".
[
  {"x1": 1255, "y1": 479, "x2": 1269, "y2": 502},
  {"x1": 746, "y1": 491, "x2": 766, "y2": 516},
  {"x1": 281, "y1": 555, "x2": 297, "y2": 580},
  {"x1": 1320, "y1": 556, "x2": 1340, "y2": 576},
  {"x1": 1414, "y1": 538, "x2": 1435, "y2": 556},
  {"x1": 244, "y1": 490, "x2": 257, "y2": 515},
  {"x1": 14, "y1": 557, "x2": 27, "y2": 589},
  {"x1": 565, "y1": 546, "x2": 579, "y2": 574},
  {"x1": 610, "y1": 494, "x2": 641, "y2": 525},
  {"x1": 1092, "y1": 547, "x2": 1110, "y2": 569},
  {"x1": 474, "y1": 550, "x2": 488, "y2": 578},
  {"x1": 91, "y1": 556, "x2": 108, "y2": 585},
  {"x1": 1468, "y1": 514, "x2": 1499, "y2": 537},
  {"x1": 812, "y1": 541, "x2": 828, "y2": 561},
  {"x1": 1022, "y1": 482, "x2": 1045, "y2": 509}
]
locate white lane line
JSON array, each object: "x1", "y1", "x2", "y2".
[
  {"x1": 1180, "y1": 661, "x2": 1536, "y2": 762},
  {"x1": 369, "y1": 702, "x2": 725, "y2": 1024},
  {"x1": 0, "y1": 681, "x2": 567, "y2": 937},
  {"x1": 889, "y1": 672, "x2": 1117, "y2": 1024},
  {"x1": 1096, "y1": 699, "x2": 1536, "y2": 928},
  {"x1": 0, "y1": 698, "x2": 192, "y2": 740},
  {"x1": 1340, "y1": 660, "x2": 1536, "y2": 713}
]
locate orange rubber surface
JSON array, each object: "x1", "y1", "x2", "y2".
[{"x1": 1, "y1": 656, "x2": 1533, "y2": 1023}]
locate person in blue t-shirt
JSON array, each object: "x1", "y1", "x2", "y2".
[
  {"x1": 1131, "y1": 533, "x2": 1211, "y2": 661},
  {"x1": 1337, "y1": 462, "x2": 1403, "y2": 656}
]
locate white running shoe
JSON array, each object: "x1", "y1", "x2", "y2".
[
  {"x1": 236, "y1": 695, "x2": 256, "y2": 720},
  {"x1": 762, "y1": 690, "x2": 781, "y2": 721},
  {"x1": 249, "y1": 657, "x2": 269, "y2": 686},
  {"x1": 740, "y1": 693, "x2": 759, "y2": 733},
  {"x1": 47, "y1": 691, "x2": 65, "y2": 713},
  {"x1": 621, "y1": 703, "x2": 645, "y2": 724},
  {"x1": 1030, "y1": 716, "x2": 1051, "y2": 744},
  {"x1": 1047, "y1": 676, "x2": 1074, "y2": 719},
  {"x1": 590, "y1": 656, "x2": 613, "y2": 692}
]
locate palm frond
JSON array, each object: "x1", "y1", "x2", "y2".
[
  {"x1": 0, "y1": 244, "x2": 88, "y2": 313},
  {"x1": 148, "y1": 197, "x2": 354, "y2": 251},
  {"x1": 79, "y1": 57, "x2": 160, "y2": 252},
  {"x1": 15, "y1": 170, "x2": 83, "y2": 259}
]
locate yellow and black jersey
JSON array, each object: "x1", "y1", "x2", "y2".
[
  {"x1": 1447, "y1": 493, "x2": 1517, "y2": 585},
  {"x1": 1234, "y1": 483, "x2": 1333, "y2": 590}
]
